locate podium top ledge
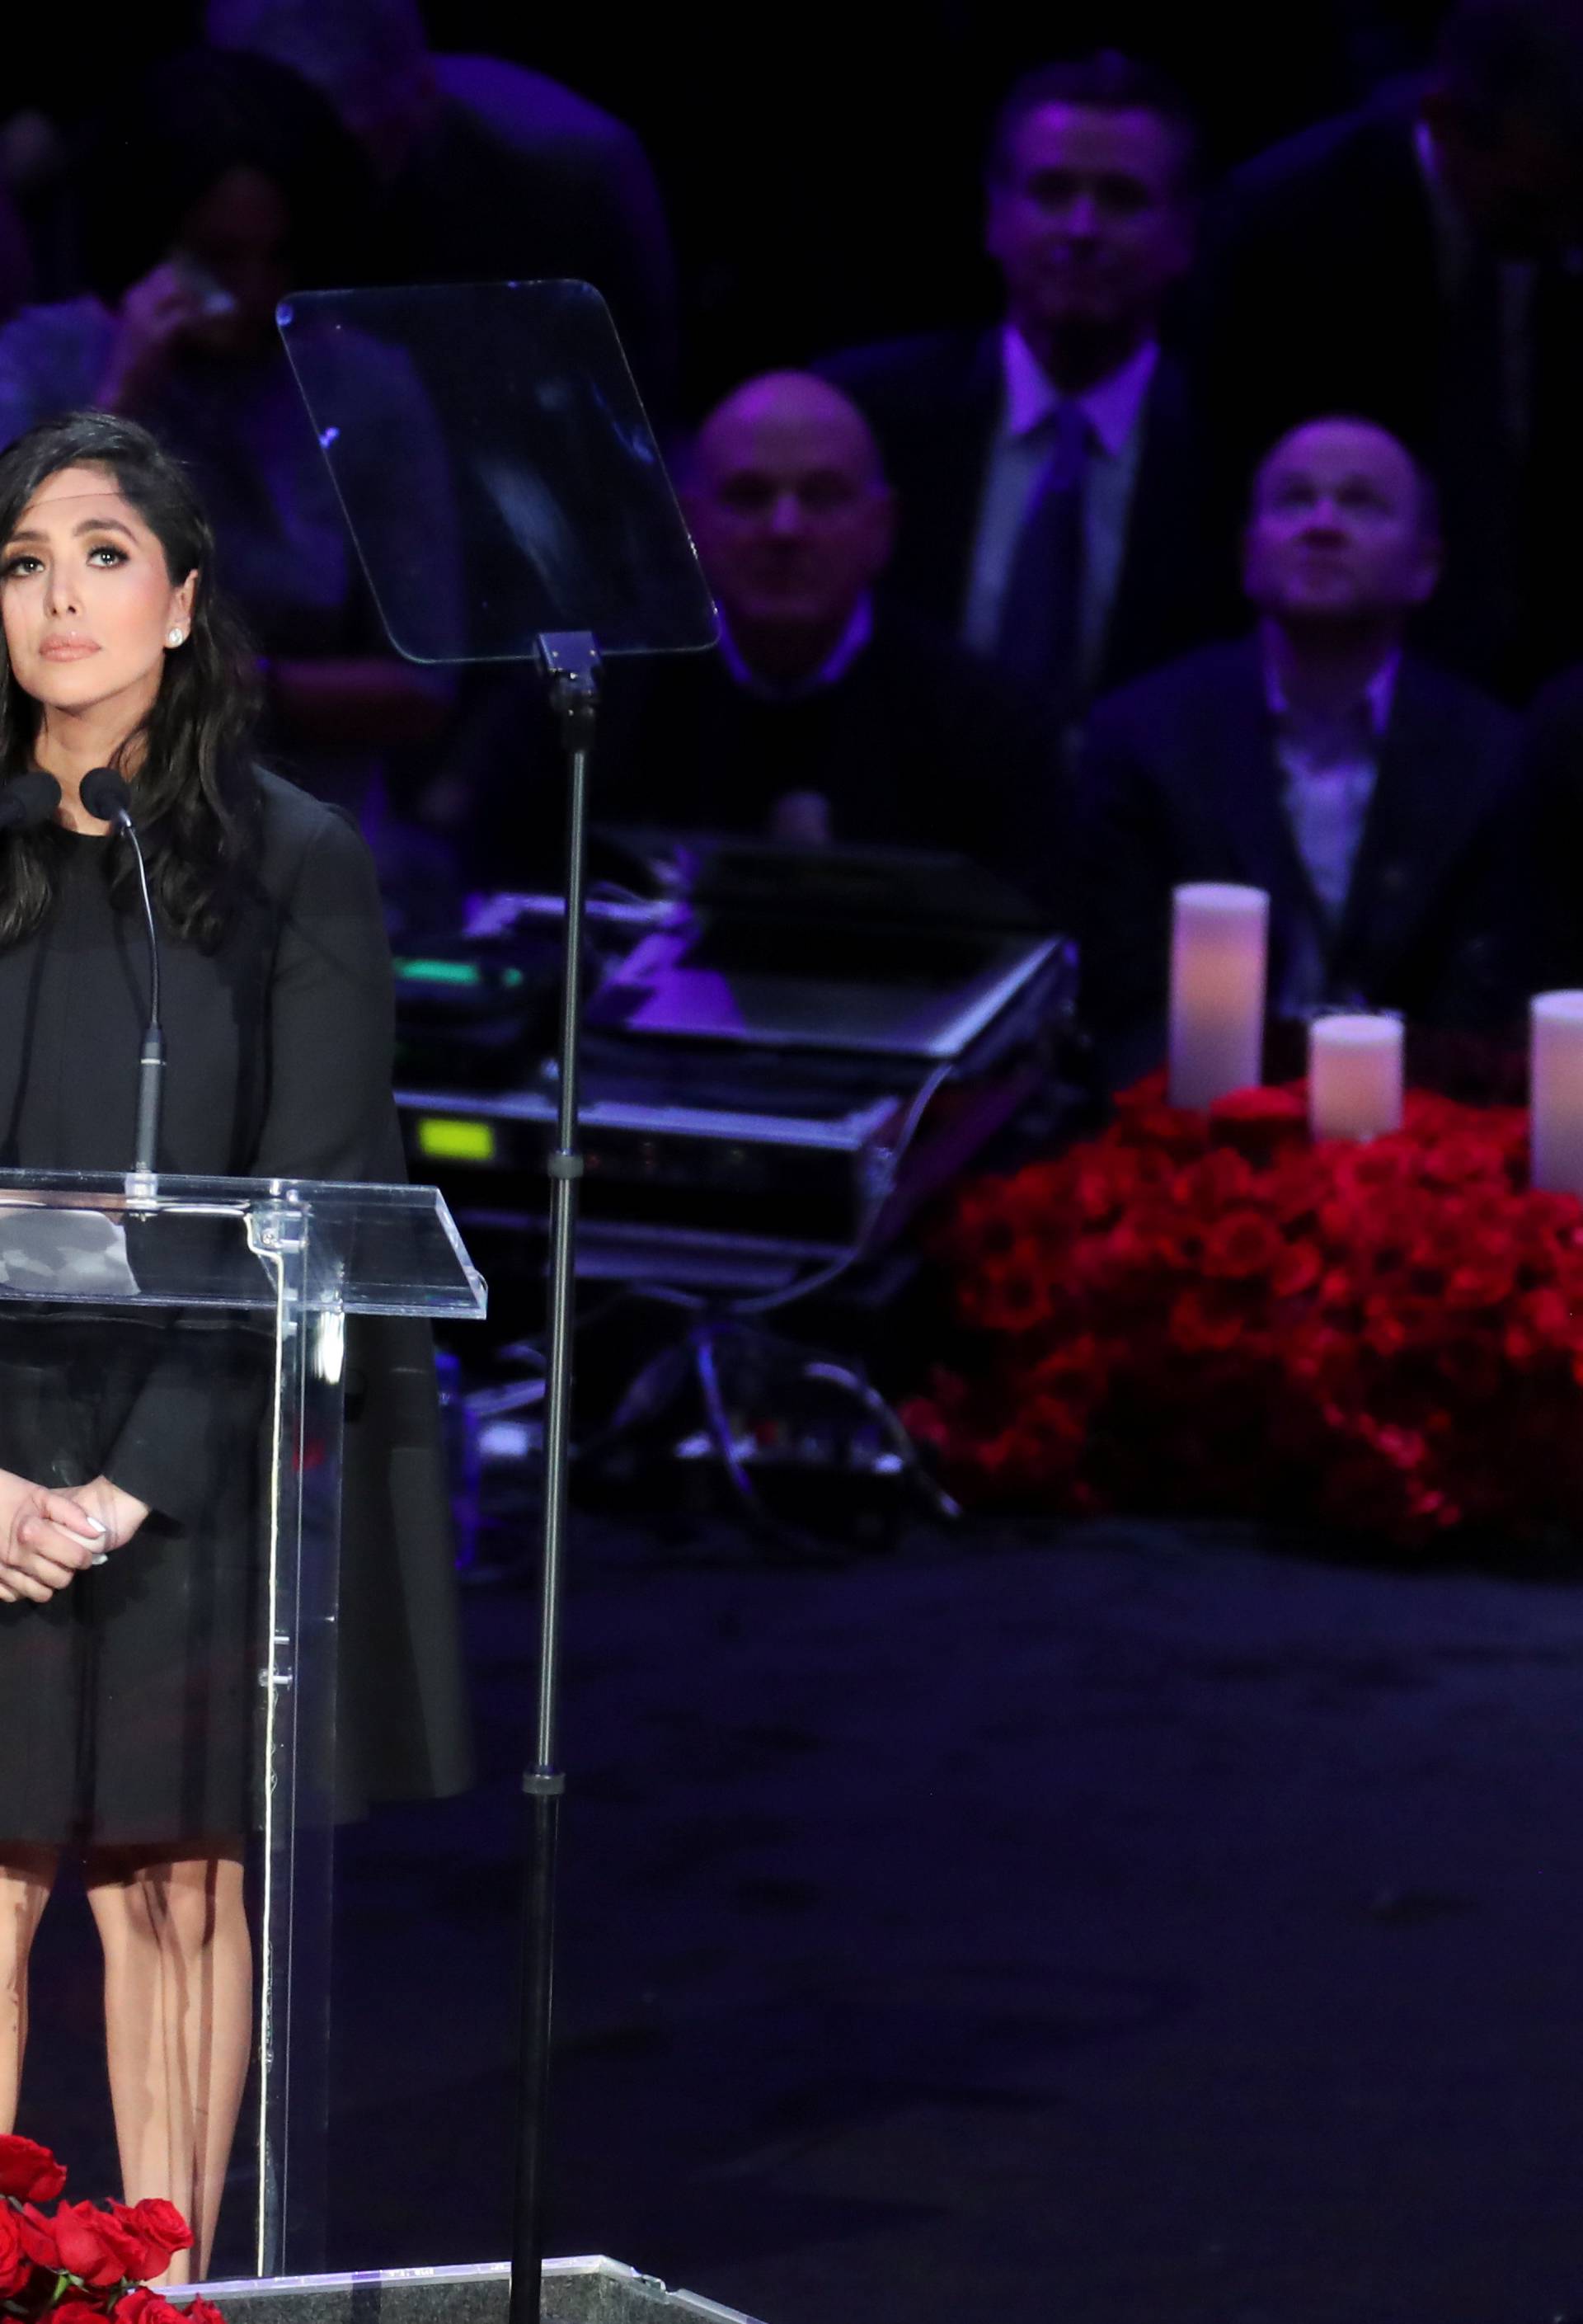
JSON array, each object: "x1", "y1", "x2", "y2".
[{"x1": 0, "y1": 1171, "x2": 486, "y2": 1320}]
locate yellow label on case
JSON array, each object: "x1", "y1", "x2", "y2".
[{"x1": 416, "y1": 1117, "x2": 496, "y2": 1164}]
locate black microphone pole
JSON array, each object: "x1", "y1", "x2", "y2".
[{"x1": 79, "y1": 769, "x2": 163, "y2": 1187}]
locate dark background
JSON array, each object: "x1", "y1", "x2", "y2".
[{"x1": 0, "y1": 3, "x2": 1447, "y2": 404}]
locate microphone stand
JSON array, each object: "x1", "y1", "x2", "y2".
[
  {"x1": 82, "y1": 773, "x2": 165, "y2": 1198},
  {"x1": 509, "y1": 629, "x2": 599, "y2": 2324},
  {"x1": 123, "y1": 830, "x2": 164, "y2": 1197}
]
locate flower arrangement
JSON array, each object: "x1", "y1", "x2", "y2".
[
  {"x1": 0, "y1": 2137, "x2": 218, "y2": 2324},
  {"x1": 904, "y1": 1075, "x2": 1583, "y2": 1547}
]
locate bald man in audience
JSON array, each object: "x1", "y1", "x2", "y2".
[
  {"x1": 430, "y1": 372, "x2": 1071, "y2": 911},
  {"x1": 1080, "y1": 416, "x2": 1523, "y2": 1081}
]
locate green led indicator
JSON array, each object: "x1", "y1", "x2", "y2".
[{"x1": 395, "y1": 958, "x2": 481, "y2": 987}]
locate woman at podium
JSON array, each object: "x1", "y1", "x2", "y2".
[{"x1": 0, "y1": 409, "x2": 469, "y2": 2272}]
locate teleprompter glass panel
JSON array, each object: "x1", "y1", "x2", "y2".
[{"x1": 277, "y1": 280, "x2": 719, "y2": 663}]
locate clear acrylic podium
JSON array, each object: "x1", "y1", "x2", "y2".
[{"x1": 0, "y1": 1169, "x2": 485, "y2": 2278}]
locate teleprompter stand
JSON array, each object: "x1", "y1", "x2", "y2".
[
  {"x1": 512, "y1": 630, "x2": 595, "y2": 2315},
  {"x1": 280, "y1": 282, "x2": 717, "y2": 2324}
]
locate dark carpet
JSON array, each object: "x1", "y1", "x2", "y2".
[{"x1": 25, "y1": 1512, "x2": 1583, "y2": 2322}]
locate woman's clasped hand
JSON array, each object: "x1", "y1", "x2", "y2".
[{"x1": 0, "y1": 1469, "x2": 148, "y2": 1605}]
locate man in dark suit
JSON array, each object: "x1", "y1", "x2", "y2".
[
  {"x1": 1195, "y1": 0, "x2": 1583, "y2": 696},
  {"x1": 1081, "y1": 417, "x2": 1522, "y2": 1082},
  {"x1": 427, "y1": 372, "x2": 1070, "y2": 915},
  {"x1": 818, "y1": 53, "x2": 1231, "y2": 727}
]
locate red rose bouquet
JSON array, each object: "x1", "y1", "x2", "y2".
[
  {"x1": 0, "y1": 2138, "x2": 220, "y2": 2324},
  {"x1": 904, "y1": 1076, "x2": 1583, "y2": 1546}
]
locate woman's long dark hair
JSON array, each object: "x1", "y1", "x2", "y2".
[{"x1": 0, "y1": 409, "x2": 264, "y2": 951}]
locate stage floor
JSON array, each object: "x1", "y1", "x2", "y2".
[{"x1": 26, "y1": 1511, "x2": 1583, "y2": 2322}]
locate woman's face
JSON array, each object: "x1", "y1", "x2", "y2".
[{"x1": 0, "y1": 464, "x2": 196, "y2": 728}]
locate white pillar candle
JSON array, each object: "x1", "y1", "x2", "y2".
[
  {"x1": 1167, "y1": 883, "x2": 1269, "y2": 1108},
  {"x1": 1308, "y1": 1014, "x2": 1404, "y2": 1141},
  {"x1": 1530, "y1": 992, "x2": 1583, "y2": 1196}
]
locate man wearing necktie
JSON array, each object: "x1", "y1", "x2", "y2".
[{"x1": 820, "y1": 55, "x2": 1232, "y2": 728}]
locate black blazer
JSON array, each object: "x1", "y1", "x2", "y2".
[
  {"x1": 1079, "y1": 639, "x2": 1524, "y2": 1066},
  {"x1": 0, "y1": 772, "x2": 471, "y2": 1809},
  {"x1": 816, "y1": 327, "x2": 1235, "y2": 698},
  {"x1": 439, "y1": 602, "x2": 1074, "y2": 918}
]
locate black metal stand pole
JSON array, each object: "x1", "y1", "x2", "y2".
[{"x1": 509, "y1": 630, "x2": 599, "y2": 2324}]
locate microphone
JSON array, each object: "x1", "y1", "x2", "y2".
[
  {"x1": 80, "y1": 768, "x2": 163, "y2": 1183},
  {"x1": 0, "y1": 770, "x2": 61, "y2": 831}
]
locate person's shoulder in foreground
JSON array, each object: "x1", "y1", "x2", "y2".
[{"x1": 252, "y1": 766, "x2": 383, "y2": 899}]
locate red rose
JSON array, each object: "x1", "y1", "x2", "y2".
[
  {"x1": 16, "y1": 2203, "x2": 61, "y2": 2271},
  {"x1": 1176, "y1": 1148, "x2": 1257, "y2": 1211},
  {"x1": 1443, "y1": 1252, "x2": 1517, "y2": 1310},
  {"x1": 38, "y1": 2202, "x2": 143, "y2": 2289},
  {"x1": 1201, "y1": 1209, "x2": 1285, "y2": 1280},
  {"x1": 0, "y1": 2134, "x2": 67, "y2": 2203},
  {"x1": 0, "y1": 2201, "x2": 31, "y2": 2298},
  {"x1": 116, "y1": 2287, "x2": 187, "y2": 2324},
  {"x1": 1417, "y1": 1131, "x2": 1507, "y2": 1188},
  {"x1": 1113, "y1": 1089, "x2": 1207, "y2": 1158},
  {"x1": 971, "y1": 1257, "x2": 1054, "y2": 1334},
  {"x1": 1210, "y1": 1083, "x2": 1308, "y2": 1163},
  {"x1": 183, "y1": 2298, "x2": 228, "y2": 2324},
  {"x1": 1271, "y1": 1239, "x2": 1322, "y2": 1298},
  {"x1": 1505, "y1": 1287, "x2": 1573, "y2": 1365},
  {"x1": 105, "y1": 2202, "x2": 194, "y2": 2282},
  {"x1": 54, "y1": 2303, "x2": 116, "y2": 2324},
  {"x1": 1168, "y1": 1286, "x2": 1247, "y2": 1353}
]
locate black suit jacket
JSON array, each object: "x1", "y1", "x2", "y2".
[
  {"x1": 438, "y1": 602, "x2": 1075, "y2": 919},
  {"x1": 1079, "y1": 639, "x2": 1524, "y2": 1070},
  {"x1": 1195, "y1": 85, "x2": 1545, "y2": 692},
  {"x1": 816, "y1": 327, "x2": 1235, "y2": 699}
]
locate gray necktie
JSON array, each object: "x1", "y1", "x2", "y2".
[{"x1": 994, "y1": 400, "x2": 1091, "y2": 705}]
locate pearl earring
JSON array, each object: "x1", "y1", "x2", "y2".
[{"x1": 167, "y1": 628, "x2": 184, "y2": 647}]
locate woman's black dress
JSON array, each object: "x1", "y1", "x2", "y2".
[{"x1": 0, "y1": 772, "x2": 472, "y2": 1845}]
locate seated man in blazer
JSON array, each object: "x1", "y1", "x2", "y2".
[
  {"x1": 1081, "y1": 416, "x2": 1523, "y2": 1083},
  {"x1": 819, "y1": 51, "x2": 1234, "y2": 727},
  {"x1": 425, "y1": 371, "x2": 1072, "y2": 916}
]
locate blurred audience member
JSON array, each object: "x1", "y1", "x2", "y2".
[
  {"x1": 0, "y1": 49, "x2": 457, "y2": 869},
  {"x1": 1197, "y1": 0, "x2": 1583, "y2": 695},
  {"x1": 820, "y1": 54, "x2": 1230, "y2": 731},
  {"x1": 204, "y1": 0, "x2": 678, "y2": 407},
  {"x1": 1081, "y1": 418, "x2": 1522, "y2": 1080},
  {"x1": 428, "y1": 373, "x2": 1069, "y2": 913}
]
